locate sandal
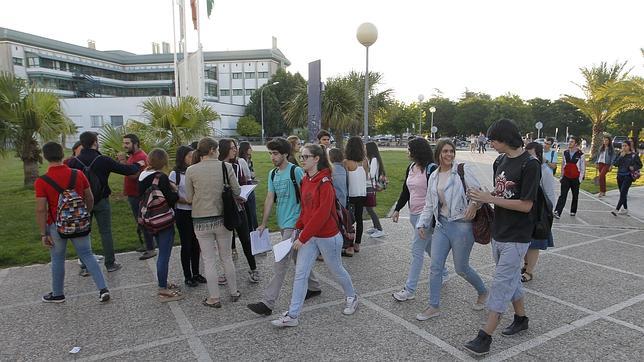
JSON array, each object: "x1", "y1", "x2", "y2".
[
  {"x1": 159, "y1": 290, "x2": 184, "y2": 302},
  {"x1": 521, "y1": 272, "x2": 533, "y2": 283},
  {"x1": 218, "y1": 276, "x2": 228, "y2": 286},
  {"x1": 167, "y1": 283, "x2": 180, "y2": 290},
  {"x1": 202, "y1": 297, "x2": 222, "y2": 308}
]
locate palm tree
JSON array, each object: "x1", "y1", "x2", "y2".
[
  {"x1": 140, "y1": 96, "x2": 218, "y2": 148},
  {"x1": 0, "y1": 72, "x2": 74, "y2": 188},
  {"x1": 562, "y1": 62, "x2": 630, "y2": 159}
]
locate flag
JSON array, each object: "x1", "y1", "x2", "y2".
[{"x1": 190, "y1": 0, "x2": 198, "y2": 30}]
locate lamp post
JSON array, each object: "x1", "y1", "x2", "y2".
[
  {"x1": 417, "y1": 94, "x2": 424, "y2": 135},
  {"x1": 356, "y1": 22, "x2": 378, "y2": 138},
  {"x1": 429, "y1": 106, "x2": 436, "y2": 141},
  {"x1": 260, "y1": 81, "x2": 279, "y2": 144}
]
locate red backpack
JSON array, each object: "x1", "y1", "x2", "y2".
[{"x1": 320, "y1": 176, "x2": 355, "y2": 245}]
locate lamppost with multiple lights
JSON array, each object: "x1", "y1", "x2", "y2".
[
  {"x1": 260, "y1": 81, "x2": 279, "y2": 144},
  {"x1": 356, "y1": 23, "x2": 378, "y2": 138},
  {"x1": 429, "y1": 106, "x2": 436, "y2": 141}
]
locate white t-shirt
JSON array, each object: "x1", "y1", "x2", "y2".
[{"x1": 169, "y1": 170, "x2": 191, "y2": 210}]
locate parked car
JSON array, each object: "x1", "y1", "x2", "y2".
[{"x1": 613, "y1": 136, "x2": 629, "y2": 149}]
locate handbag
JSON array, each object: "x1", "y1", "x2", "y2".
[
  {"x1": 221, "y1": 162, "x2": 242, "y2": 231},
  {"x1": 365, "y1": 185, "x2": 377, "y2": 207},
  {"x1": 631, "y1": 169, "x2": 641, "y2": 181},
  {"x1": 457, "y1": 163, "x2": 493, "y2": 245}
]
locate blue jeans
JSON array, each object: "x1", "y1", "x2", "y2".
[
  {"x1": 154, "y1": 226, "x2": 175, "y2": 289},
  {"x1": 487, "y1": 240, "x2": 529, "y2": 313},
  {"x1": 80, "y1": 198, "x2": 116, "y2": 269},
  {"x1": 127, "y1": 196, "x2": 155, "y2": 251},
  {"x1": 404, "y1": 214, "x2": 447, "y2": 294},
  {"x1": 288, "y1": 233, "x2": 355, "y2": 318},
  {"x1": 49, "y1": 224, "x2": 107, "y2": 296},
  {"x1": 429, "y1": 217, "x2": 487, "y2": 308}
]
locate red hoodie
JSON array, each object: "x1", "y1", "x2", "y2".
[{"x1": 296, "y1": 168, "x2": 339, "y2": 243}]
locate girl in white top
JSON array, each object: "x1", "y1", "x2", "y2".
[
  {"x1": 169, "y1": 146, "x2": 206, "y2": 288},
  {"x1": 343, "y1": 136, "x2": 369, "y2": 255},
  {"x1": 365, "y1": 142, "x2": 385, "y2": 238}
]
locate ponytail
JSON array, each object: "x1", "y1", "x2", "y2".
[
  {"x1": 304, "y1": 143, "x2": 331, "y2": 171},
  {"x1": 192, "y1": 137, "x2": 218, "y2": 165}
]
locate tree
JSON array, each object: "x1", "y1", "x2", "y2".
[
  {"x1": 140, "y1": 96, "x2": 218, "y2": 149},
  {"x1": 421, "y1": 97, "x2": 457, "y2": 138},
  {"x1": 550, "y1": 100, "x2": 592, "y2": 140},
  {"x1": 453, "y1": 92, "x2": 493, "y2": 136},
  {"x1": 562, "y1": 61, "x2": 630, "y2": 159},
  {"x1": 0, "y1": 72, "x2": 75, "y2": 188},
  {"x1": 490, "y1": 94, "x2": 532, "y2": 135},
  {"x1": 375, "y1": 101, "x2": 416, "y2": 141},
  {"x1": 236, "y1": 115, "x2": 262, "y2": 137}
]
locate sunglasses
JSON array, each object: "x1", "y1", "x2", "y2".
[{"x1": 299, "y1": 154, "x2": 314, "y2": 161}]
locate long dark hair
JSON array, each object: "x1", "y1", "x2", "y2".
[
  {"x1": 344, "y1": 136, "x2": 365, "y2": 162},
  {"x1": 304, "y1": 144, "x2": 332, "y2": 171},
  {"x1": 174, "y1": 145, "x2": 193, "y2": 173},
  {"x1": 218, "y1": 138, "x2": 237, "y2": 162},
  {"x1": 525, "y1": 142, "x2": 544, "y2": 163},
  {"x1": 408, "y1": 137, "x2": 434, "y2": 170},
  {"x1": 238, "y1": 141, "x2": 252, "y2": 162},
  {"x1": 365, "y1": 141, "x2": 386, "y2": 177},
  {"x1": 600, "y1": 135, "x2": 614, "y2": 153}
]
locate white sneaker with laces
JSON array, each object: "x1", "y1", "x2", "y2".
[
  {"x1": 365, "y1": 228, "x2": 377, "y2": 234},
  {"x1": 271, "y1": 312, "x2": 299, "y2": 327},
  {"x1": 416, "y1": 307, "x2": 441, "y2": 321},
  {"x1": 618, "y1": 208, "x2": 628, "y2": 215},
  {"x1": 370, "y1": 230, "x2": 385, "y2": 238},
  {"x1": 392, "y1": 289, "x2": 415, "y2": 302},
  {"x1": 343, "y1": 295, "x2": 358, "y2": 315}
]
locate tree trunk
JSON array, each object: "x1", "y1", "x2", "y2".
[
  {"x1": 21, "y1": 138, "x2": 42, "y2": 189},
  {"x1": 333, "y1": 130, "x2": 344, "y2": 150},
  {"x1": 589, "y1": 120, "x2": 604, "y2": 163},
  {"x1": 23, "y1": 158, "x2": 39, "y2": 189}
]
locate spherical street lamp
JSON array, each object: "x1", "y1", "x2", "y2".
[
  {"x1": 357, "y1": 23, "x2": 378, "y2": 138},
  {"x1": 429, "y1": 106, "x2": 436, "y2": 141}
]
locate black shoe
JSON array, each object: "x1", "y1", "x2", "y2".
[
  {"x1": 247, "y1": 302, "x2": 272, "y2": 316},
  {"x1": 106, "y1": 262, "x2": 122, "y2": 273},
  {"x1": 193, "y1": 274, "x2": 207, "y2": 284},
  {"x1": 305, "y1": 289, "x2": 322, "y2": 300},
  {"x1": 464, "y1": 329, "x2": 492, "y2": 356},
  {"x1": 185, "y1": 278, "x2": 199, "y2": 288},
  {"x1": 42, "y1": 292, "x2": 66, "y2": 303},
  {"x1": 502, "y1": 314, "x2": 529, "y2": 336},
  {"x1": 99, "y1": 288, "x2": 110, "y2": 302}
]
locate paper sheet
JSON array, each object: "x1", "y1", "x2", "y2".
[
  {"x1": 239, "y1": 184, "x2": 257, "y2": 201},
  {"x1": 250, "y1": 229, "x2": 272, "y2": 255},
  {"x1": 273, "y1": 237, "x2": 293, "y2": 262}
]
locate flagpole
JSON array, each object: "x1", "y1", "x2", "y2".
[
  {"x1": 196, "y1": 0, "x2": 204, "y2": 103},
  {"x1": 181, "y1": 0, "x2": 189, "y2": 97},
  {"x1": 171, "y1": 0, "x2": 179, "y2": 98}
]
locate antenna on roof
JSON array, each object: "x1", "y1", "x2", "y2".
[{"x1": 87, "y1": 40, "x2": 96, "y2": 50}]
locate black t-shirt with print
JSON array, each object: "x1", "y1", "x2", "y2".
[{"x1": 491, "y1": 151, "x2": 540, "y2": 243}]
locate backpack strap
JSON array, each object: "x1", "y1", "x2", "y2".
[
  {"x1": 68, "y1": 169, "x2": 78, "y2": 189},
  {"x1": 290, "y1": 164, "x2": 301, "y2": 204},
  {"x1": 427, "y1": 163, "x2": 438, "y2": 180},
  {"x1": 40, "y1": 174, "x2": 65, "y2": 194},
  {"x1": 457, "y1": 163, "x2": 467, "y2": 195},
  {"x1": 222, "y1": 162, "x2": 230, "y2": 186}
]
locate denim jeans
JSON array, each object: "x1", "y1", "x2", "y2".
[
  {"x1": 127, "y1": 196, "x2": 155, "y2": 251},
  {"x1": 80, "y1": 198, "x2": 115, "y2": 269},
  {"x1": 288, "y1": 233, "x2": 355, "y2": 318},
  {"x1": 429, "y1": 217, "x2": 487, "y2": 308},
  {"x1": 487, "y1": 240, "x2": 530, "y2": 313},
  {"x1": 154, "y1": 226, "x2": 175, "y2": 289},
  {"x1": 404, "y1": 214, "x2": 447, "y2": 294},
  {"x1": 49, "y1": 224, "x2": 107, "y2": 296}
]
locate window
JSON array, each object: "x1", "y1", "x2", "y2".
[
  {"x1": 90, "y1": 115, "x2": 103, "y2": 128},
  {"x1": 245, "y1": 89, "x2": 254, "y2": 96},
  {"x1": 245, "y1": 72, "x2": 255, "y2": 79},
  {"x1": 12, "y1": 57, "x2": 24, "y2": 66},
  {"x1": 232, "y1": 72, "x2": 242, "y2": 79},
  {"x1": 205, "y1": 68, "x2": 217, "y2": 80},
  {"x1": 27, "y1": 57, "x2": 39, "y2": 67},
  {"x1": 206, "y1": 84, "x2": 218, "y2": 96},
  {"x1": 232, "y1": 89, "x2": 243, "y2": 96},
  {"x1": 220, "y1": 89, "x2": 230, "y2": 96},
  {"x1": 258, "y1": 71, "x2": 269, "y2": 78},
  {"x1": 110, "y1": 115, "x2": 124, "y2": 127}
]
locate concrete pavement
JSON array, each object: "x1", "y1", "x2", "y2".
[{"x1": 1, "y1": 150, "x2": 642, "y2": 361}]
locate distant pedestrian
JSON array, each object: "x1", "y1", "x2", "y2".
[
  {"x1": 343, "y1": 136, "x2": 369, "y2": 255},
  {"x1": 35, "y1": 141, "x2": 110, "y2": 303},
  {"x1": 63, "y1": 141, "x2": 82, "y2": 166},
  {"x1": 365, "y1": 141, "x2": 386, "y2": 238},
  {"x1": 317, "y1": 129, "x2": 332, "y2": 148},
  {"x1": 554, "y1": 136, "x2": 585, "y2": 218},
  {"x1": 287, "y1": 135, "x2": 302, "y2": 166},
  {"x1": 593, "y1": 135, "x2": 616, "y2": 197},
  {"x1": 543, "y1": 137, "x2": 558, "y2": 175},
  {"x1": 477, "y1": 132, "x2": 487, "y2": 154},
  {"x1": 611, "y1": 140, "x2": 642, "y2": 216},
  {"x1": 469, "y1": 134, "x2": 477, "y2": 153}
]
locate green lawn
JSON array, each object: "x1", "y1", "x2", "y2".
[{"x1": 0, "y1": 150, "x2": 409, "y2": 267}]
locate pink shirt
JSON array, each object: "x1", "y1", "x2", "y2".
[{"x1": 407, "y1": 165, "x2": 428, "y2": 214}]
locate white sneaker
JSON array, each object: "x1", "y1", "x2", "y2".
[
  {"x1": 77, "y1": 254, "x2": 103, "y2": 265},
  {"x1": 618, "y1": 209, "x2": 628, "y2": 215},
  {"x1": 370, "y1": 230, "x2": 385, "y2": 238},
  {"x1": 392, "y1": 289, "x2": 415, "y2": 302},
  {"x1": 271, "y1": 312, "x2": 299, "y2": 327},
  {"x1": 365, "y1": 228, "x2": 377, "y2": 234},
  {"x1": 343, "y1": 295, "x2": 358, "y2": 315},
  {"x1": 416, "y1": 307, "x2": 441, "y2": 321}
]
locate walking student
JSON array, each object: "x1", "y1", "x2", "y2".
[
  {"x1": 185, "y1": 137, "x2": 241, "y2": 308},
  {"x1": 391, "y1": 137, "x2": 447, "y2": 302},
  {"x1": 594, "y1": 135, "x2": 616, "y2": 197},
  {"x1": 414, "y1": 139, "x2": 488, "y2": 320},
  {"x1": 68, "y1": 131, "x2": 141, "y2": 276},
  {"x1": 329, "y1": 148, "x2": 348, "y2": 208},
  {"x1": 121, "y1": 134, "x2": 157, "y2": 260},
  {"x1": 287, "y1": 135, "x2": 302, "y2": 166},
  {"x1": 522, "y1": 142, "x2": 556, "y2": 283},
  {"x1": 169, "y1": 146, "x2": 206, "y2": 288},
  {"x1": 466, "y1": 119, "x2": 541, "y2": 356},
  {"x1": 365, "y1": 141, "x2": 386, "y2": 238},
  {"x1": 343, "y1": 136, "x2": 369, "y2": 255},
  {"x1": 218, "y1": 138, "x2": 260, "y2": 283},
  {"x1": 247, "y1": 138, "x2": 322, "y2": 316},
  {"x1": 543, "y1": 137, "x2": 558, "y2": 175},
  {"x1": 35, "y1": 141, "x2": 110, "y2": 303},
  {"x1": 138, "y1": 149, "x2": 182, "y2": 302},
  {"x1": 238, "y1": 141, "x2": 258, "y2": 230},
  {"x1": 477, "y1": 132, "x2": 487, "y2": 154},
  {"x1": 271, "y1": 144, "x2": 358, "y2": 327},
  {"x1": 611, "y1": 140, "x2": 642, "y2": 216},
  {"x1": 554, "y1": 136, "x2": 585, "y2": 218}
]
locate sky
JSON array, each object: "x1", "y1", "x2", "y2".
[{"x1": 2, "y1": 0, "x2": 642, "y2": 103}]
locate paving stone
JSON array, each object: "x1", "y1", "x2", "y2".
[
  {"x1": 556, "y1": 239, "x2": 644, "y2": 275},
  {"x1": 609, "y1": 300, "x2": 644, "y2": 329}
]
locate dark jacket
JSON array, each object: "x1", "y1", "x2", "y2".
[
  {"x1": 613, "y1": 153, "x2": 643, "y2": 175},
  {"x1": 394, "y1": 162, "x2": 437, "y2": 212},
  {"x1": 138, "y1": 171, "x2": 178, "y2": 208},
  {"x1": 67, "y1": 148, "x2": 141, "y2": 202}
]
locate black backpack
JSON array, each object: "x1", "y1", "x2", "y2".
[
  {"x1": 270, "y1": 165, "x2": 300, "y2": 204},
  {"x1": 75, "y1": 156, "x2": 104, "y2": 200}
]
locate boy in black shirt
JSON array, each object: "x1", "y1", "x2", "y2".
[{"x1": 465, "y1": 119, "x2": 540, "y2": 356}]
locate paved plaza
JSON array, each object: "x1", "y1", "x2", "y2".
[{"x1": 1, "y1": 151, "x2": 643, "y2": 361}]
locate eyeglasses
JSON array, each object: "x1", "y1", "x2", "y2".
[
  {"x1": 545, "y1": 142, "x2": 552, "y2": 146},
  {"x1": 299, "y1": 154, "x2": 314, "y2": 161}
]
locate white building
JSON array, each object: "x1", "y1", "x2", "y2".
[{"x1": 0, "y1": 27, "x2": 290, "y2": 141}]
